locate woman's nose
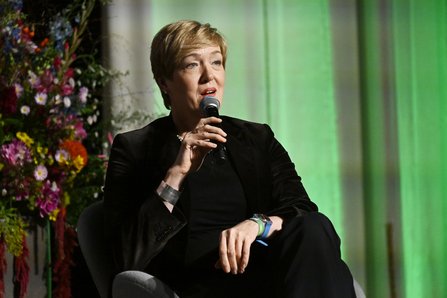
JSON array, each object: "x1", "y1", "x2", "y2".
[{"x1": 200, "y1": 64, "x2": 214, "y2": 83}]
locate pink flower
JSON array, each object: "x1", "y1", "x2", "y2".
[
  {"x1": 41, "y1": 69, "x2": 54, "y2": 87},
  {"x1": 36, "y1": 180, "x2": 61, "y2": 217},
  {"x1": 65, "y1": 68, "x2": 74, "y2": 78},
  {"x1": 62, "y1": 84, "x2": 73, "y2": 95},
  {"x1": 54, "y1": 56, "x2": 62, "y2": 69},
  {"x1": 0, "y1": 139, "x2": 32, "y2": 166},
  {"x1": 73, "y1": 120, "x2": 87, "y2": 139}
]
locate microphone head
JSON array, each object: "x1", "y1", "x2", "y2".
[{"x1": 200, "y1": 96, "x2": 220, "y2": 115}]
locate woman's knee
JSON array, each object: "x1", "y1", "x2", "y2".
[{"x1": 282, "y1": 212, "x2": 341, "y2": 249}]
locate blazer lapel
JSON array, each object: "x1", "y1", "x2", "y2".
[{"x1": 142, "y1": 116, "x2": 179, "y2": 184}]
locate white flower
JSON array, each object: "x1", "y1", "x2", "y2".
[
  {"x1": 78, "y1": 87, "x2": 88, "y2": 103},
  {"x1": 15, "y1": 83, "x2": 24, "y2": 98},
  {"x1": 20, "y1": 105, "x2": 30, "y2": 115},
  {"x1": 28, "y1": 71, "x2": 40, "y2": 87},
  {"x1": 68, "y1": 77, "x2": 75, "y2": 87},
  {"x1": 55, "y1": 149, "x2": 69, "y2": 163},
  {"x1": 51, "y1": 181, "x2": 59, "y2": 192},
  {"x1": 35, "y1": 92, "x2": 47, "y2": 105},
  {"x1": 87, "y1": 116, "x2": 94, "y2": 125},
  {"x1": 64, "y1": 96, "x2": 71, "y2": 108},
  {"x1": 2, "y1": 189, "x2": 7, "y2": 196},
  {"x1": 54, "y1": 94, "x2": 62, "y2": 105},
  {"x1": 34, "y1": 164, "x2": 48, "y2": 181}
]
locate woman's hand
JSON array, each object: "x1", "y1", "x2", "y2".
[
  {"x1": 174, "y1": 116, "x2": 227, "y2": 174},
  {"x1": 215, "y1": 219, "x2": 259, "y2": 274},
  {"x1": 162, "y1": 116, "x2": 227, "y2": 204},
  {"x1": 215, "y1": 216, "x2": 283, "y2": 274}
]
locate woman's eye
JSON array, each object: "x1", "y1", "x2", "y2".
[
  {"x1": 185, "y1": 62, "x2": 198, "y2": 69},
  {"x1": 212, "y1": 60, "x2": 222, "y2": 66}
]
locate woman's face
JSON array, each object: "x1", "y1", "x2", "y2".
[{"x1": 163, "y1": 46, "x2": 225, "y2": 129}]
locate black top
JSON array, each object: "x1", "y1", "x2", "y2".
[
  {"x1": 147, "y1": 153, "x2": 248, "y2": 287},
  {"x1": 185, "y1": 153, "x2": 247, "y2": 265}
]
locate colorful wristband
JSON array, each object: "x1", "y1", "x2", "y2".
[
  {"x1": 249, "y1": 217, "x2": 265, "y2": 237},
  {"x1": 259, "y1": 219, "x2": 272, "y2": 239},
  {"x1": 250, "y1": 214, "x2": 273, "y2": 246}
]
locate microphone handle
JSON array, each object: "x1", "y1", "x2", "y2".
[{"x1": 205, "y1": 106, "x2": 226, "y2": 161}]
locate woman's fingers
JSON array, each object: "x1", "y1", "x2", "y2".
[
  {"x1": 217, "y1": 220, "x2": 258, "y2": 274},
  {"x1": 239, "y1": 238, "x2": 251, "y2": 273},
  {"x1": 226, "y1": 231, "x2": 238, "y2": 274},
  {"x1": 218, "y1": 233, "x2": 231, "y2": 273},
  {"x1": 173, "y1": 117, "x2": 227, "y2": 174}
]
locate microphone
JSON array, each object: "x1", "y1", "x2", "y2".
[{"x1": 200, "y1": 96, "x2": 227, "y2": 161}]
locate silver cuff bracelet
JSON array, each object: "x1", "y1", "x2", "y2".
[{"x1": 156, "y1": 180, "x2": 181, "y2": 205}]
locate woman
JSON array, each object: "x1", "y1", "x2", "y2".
[{"x1": 104, "y1": 20, "x2": 355, "y2": 297}]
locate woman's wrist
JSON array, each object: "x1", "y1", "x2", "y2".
[
  {"x1": 164, "y1": 165, "x2": 187, "y2": 190},
  {"x1": 269, "y1": 216, "x2": 283, "y2": 236}
]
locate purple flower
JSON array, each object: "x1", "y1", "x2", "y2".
[
  {"x1": 14, "y1": 83, "x2": 24, "y2": 98},
  {"x1": 78, "y1": 87, "x2": 88, "y2": 103},
  {"x1": 28, "y1": 71, "x2": 41, "y2": 87},
  {"x1": 36, "y1": 180, "x2": 61, "y2": 217},
  {"x1": 0, "y1": 139, "x2": 32, "y2": 166}
]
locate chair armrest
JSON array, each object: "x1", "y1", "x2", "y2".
[
  {"x1": 112, "y1": 271, "x2": 179, "y2": 298},
  {"x1": 353, "y1": 278, "x2": 366, "y2": 298}
]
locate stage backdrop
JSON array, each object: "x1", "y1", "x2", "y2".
[{"x1": 102, "y1": 0, "x2": 447, "y2": 297}]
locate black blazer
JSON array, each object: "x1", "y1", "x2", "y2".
[{"x1": 104, "y1": 115, "x2": 317, "y2": 272}]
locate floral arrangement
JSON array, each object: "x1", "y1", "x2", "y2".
[{"x1": 0, "y1": 0, "x2": 111, "y2": 297}]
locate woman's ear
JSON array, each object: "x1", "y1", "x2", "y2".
[{"x1": 157, "y1": 78, "x2": 168, "y2": 94}]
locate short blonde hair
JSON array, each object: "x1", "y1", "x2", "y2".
[{"x1": 150, "y1": 20, "x2": 227, "y2": 109}]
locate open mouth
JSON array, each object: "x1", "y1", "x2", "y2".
[{"x1": 201, "y1": 88, "x2": 217, "y2": 98}]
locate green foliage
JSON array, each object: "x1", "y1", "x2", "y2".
[{"x1": 0, "y1": 206, "x2": 27, "y2": 256}]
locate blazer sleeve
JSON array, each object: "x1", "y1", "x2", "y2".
[
  {"x1": 262, "y1": 124, "x2": 318, "y2": 218},
  {"x1": 103, "y1": 133, "x2": 186, "y2": 272}
]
